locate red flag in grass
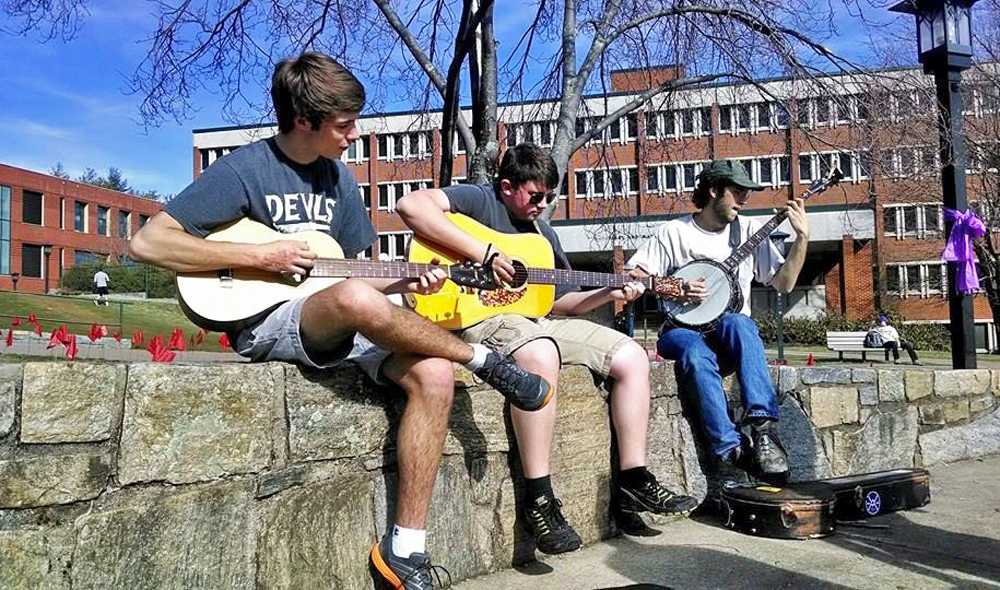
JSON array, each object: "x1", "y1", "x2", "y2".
[
  {"x1": 27, "y1": 313, "x2": 37, "y2": 324},
  {"x1": 112, "y1": 331, "x2": 122, "y2": 343},
  {"x1": 11, "y1": 317, "x2": 21, "y2": 327},
  {"x1": 218, "y1": 333, "x2": 231, "y2": 351},
  {"x1": 194, "y1": 329, "x2": 206, "y2": 345},
  {"x1": 5, "y1": 329, "x2": 13, "y2": 347},
  {"x1": 131, "y1": 329, "x2": 144, "y2": 347},
  {"x1": 47, "y1": 325, "x2": 69, "y2": 349},
  {"x1": 147, "y1": 335, "x2": 176, "y2": 363},
  {"x1": 65, "y1": 335, "x2": 78, "y2": 360},
  {"x1": 31, "y1": 321, "x2": 42, "y2": 336},
  {"x1": 88, "y1": 323, "x2": 102, "y2": 343},
  {"x1": 167, "y1": 328, "x2": 186, "y2": 351}
]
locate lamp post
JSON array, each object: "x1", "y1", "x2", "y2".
[
  {"x1": 889, "y1": 0, "x2": 979, "y2": 369},
  {"x1": 42, "y1": 245, "x2": 52, "y2": 294},
  {"x1": 770, "y1": 231, "x2": 792, "y2": 363}
]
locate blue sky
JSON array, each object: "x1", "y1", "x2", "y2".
[{"x1": 0, "y1": 2, "x2": 898, "y2": 198}]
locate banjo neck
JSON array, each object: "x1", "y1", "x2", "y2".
[
  {"x1": 522, "y1": 267, "x2": 651, "y2": 290},
  {"x1": 719, "y1": 168, "x2": 844, "y2": 272}
]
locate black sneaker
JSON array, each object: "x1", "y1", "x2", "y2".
[
  {"x1": 705, "y1": 446, "x2": 756, "y2": 510},
  {"x1": 617, "y1": 474, "x2": 698, "y2": 516},
  {"x1": 523, "y1": 494, "x2": 582, "y2": 555},
  {"x1": 369, "y1": 535, "x2": 451, "y2": 590},
  {"x1": 474, "y1": 351, "x2": 553, "y2": 411},
  {"x1": 749, "y1": 420, "x2": 789, "y2": 482}
]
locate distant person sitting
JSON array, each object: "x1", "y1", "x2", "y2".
[
  {"x1": 93, "y1": 268, "x2": 110, "y2": 306},
  {"x1": 872, "y1": 315, "x2": 920, "y2": 365}
]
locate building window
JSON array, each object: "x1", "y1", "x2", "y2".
[
  {"x1": 360, "y1": 184, "x2": 371, "y2": 210},
  {"x1": 21, "y1": 244, "x2": 43, "y2": 278},
  {"x1": 644, "y1": 112, "x2": 659, "y2": 139},
  {"x1": 139, "y1": 214, "x2": 150, "y2": 227},
  {"x1": 0, "y1": 185, "x2": 10, "y2": 275},
  {"x1": 883, "y1": 204, "x2": 943, "y2": 238},
  {"x1": 796, "y1": 99, "x2": 811, "y2": 127},
  {"x1": 97, "y1": 206, "x2": 110, "y2": 236},
  {"x1": 59, "y1": 197, "x2": 65, "y2": 229},
  {"x1": 887, "y1": 262, "x2": 948, "y2": 297},
  {"x1": 778, "y1": 156, "x2": 790, "y2": 184},
  {"x1": 22, "y1": 190, "x2": 43, "y2": 225},
  {"x1": 625, "y1": 113, "x2": 638, "y2": 141},
  {"x1": 377, "y1": 180, "x2": 430, "y2": 212},
  {"x1": 377, "y1": 231, "x2": 411, "y2": 261},
  {"x1": 814, "y1": 99, "x2": 831, "y2": 125},
  {"x1": 759, "y1": 158, "x2": 774, "y2": 185},
  {"x1": 118, "y1": 210, "x2": 131, "y2": 238},
  {"x1": 772, "y1": 102, "x2": 790, "y2": 128},
  {"x1": 719, "y1": 105, "x2": 734, "y2": 132},
  {"x1": 799, "y1": 154, "x2": 814, "y2": 182},
  {"x1": 681, "y1": 163, "x2": 702, "y2": 191},
  {"x1": 343, "y1": 137, "x2": 370, "y2": 163},
  {"x1": 74, "y1": 201, "x2": 88, "y2": 232}
]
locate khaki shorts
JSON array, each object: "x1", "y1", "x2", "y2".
[{"x1": 459, "y1": 314, "x2": 631, "y2": 378}]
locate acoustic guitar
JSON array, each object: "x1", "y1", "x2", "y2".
[
  {"x1": 174, "y1": 218, "x2": 495, "y2": 332},
  {"x1": 407, "y1": 213, "x2": 683, "y2": 330}
]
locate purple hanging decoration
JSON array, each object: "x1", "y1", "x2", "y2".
[{"x1": 941, "y1": 208, "x2": 987, "y2": 294}]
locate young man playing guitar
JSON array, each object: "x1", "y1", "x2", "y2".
[
  {"x1": 128, "y1": 53, "x2": 552, "y2": 590},
  {"x1": 627, "y1": 160, "x2": 810, "y2": 496},
  {"x1": 397, "y1": 143, "x2": 697, "y2": 557}
]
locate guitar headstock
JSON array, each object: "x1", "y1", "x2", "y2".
[
  {"x1": 450, "y1": 261, "x2": 499, "y2": 290},
  {"x1": 651, "y1": 276, "x2": 685, "y2": 300},
  {"x1": 805, "y1": 167, "x2": 844, "y2": 199}
]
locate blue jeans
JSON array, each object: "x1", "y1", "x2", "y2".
[{"x1": 657, "y1": 313, "x2": 778, "y2": 458}]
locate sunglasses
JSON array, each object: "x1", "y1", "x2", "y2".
[{"x1": 527, "y1": 190, "x2": 558, "y2": 205}]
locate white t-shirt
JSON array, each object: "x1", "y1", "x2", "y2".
[
  {"x1": 93, "y1": 271, "x2": 110, "y2": 288},
  {"x1": 874, "y1": 325, "x2": 900, "y2": 343},
  {"x1": 626, "y1": 215, "x2": 786, "y2": 316}
]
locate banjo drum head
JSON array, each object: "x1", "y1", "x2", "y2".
[{"x1": 662, "y1": 262, "x2": 733, "y2": 328}]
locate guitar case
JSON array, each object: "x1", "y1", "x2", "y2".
[
  {"x1": 718, "y1": 469, "x2": 931, "y2": 540},
  {"x1": 719, "y1": 482, "x2": 836, "y2": 540},
  {"x1": 819, "y1": 468, "x2": 931, "y2": 520}
]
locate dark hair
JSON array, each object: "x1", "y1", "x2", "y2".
[
  {"x1": 498, "y1": 143, "x2": 559, "y2": 191},
  {"x1": 691, "y1": 176, "x2": 731, "y2": 209},
  {"x1": 271, "y1": 52, "x2": 365, "y2": 133}
]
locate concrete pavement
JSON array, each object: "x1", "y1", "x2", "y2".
[{"x1": 454, "y1": 456, "x2": 1000, "y2": 589}]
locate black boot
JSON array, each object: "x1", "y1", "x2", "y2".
[{"x1": 749, "y1": 419, "x2": 789, "y2": 484}]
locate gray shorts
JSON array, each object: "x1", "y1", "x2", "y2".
[{"x1": 235, "y1": 298, "x2": 391, "y2": 383}]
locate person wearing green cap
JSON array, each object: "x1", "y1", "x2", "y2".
[{"x1": 627, "y1": 158, "x2": 810, "y2": 498}]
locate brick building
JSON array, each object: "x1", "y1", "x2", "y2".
[
  {"x1": 0, "y1": 164, "x2": 163, "y2": 294},
  {"x1": 191, "y1": 66, "x2": 999, "y2": 351}
]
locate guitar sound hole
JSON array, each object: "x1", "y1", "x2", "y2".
[{"x1": 508, "y1": 261, "x2": 528, "y2": 290}]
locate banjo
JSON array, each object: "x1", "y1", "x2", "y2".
[{"x1": 660, "y1": 168, "x2": 844, "y2": 333}]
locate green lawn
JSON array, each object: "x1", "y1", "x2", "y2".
[{"x1": 0, "y1": 291, "x2": 225, "y2": 351}]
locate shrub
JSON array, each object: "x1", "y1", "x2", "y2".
[
  {"x1": 60, "y1": 263, "x2": 176, "y2": 298},
  {"x1": 757, "y1": 310, "x2": 951, "y2": 352}
]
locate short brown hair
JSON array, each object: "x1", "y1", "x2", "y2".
[
  {"x1": 498, "y1": 143, "x2": 559, "y2": 191},
  {"x1": 271, "y1": 52, "x2": 365, "y2": 133}
]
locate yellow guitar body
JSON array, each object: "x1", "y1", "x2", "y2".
[{"x1": 407, "y1": 213, "x2": 556, "y2": 330}]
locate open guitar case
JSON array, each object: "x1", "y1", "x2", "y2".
[{"x1": 719, "y1": 468, "x2": 931, "y2": 540}]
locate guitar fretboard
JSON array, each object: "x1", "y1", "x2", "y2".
[
  {"x1": 523, "y1": 268, "x2": 651, "y2": 289},
  {"x1": 311, "y1": 258, "x2": 448, "y2": 278}
]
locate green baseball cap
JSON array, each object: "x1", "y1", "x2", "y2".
[{"x1": 698, "y1": 159, "x2": 765, "y2": 190}]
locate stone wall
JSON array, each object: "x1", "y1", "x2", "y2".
[{"x1": 2, "y1": 361, "x2": 999, "y2": 588}]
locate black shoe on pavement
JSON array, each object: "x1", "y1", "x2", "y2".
[
  {"x1": 475, "y1": 351, "x2": 553, "y2": 411},
  {"x1": 617, "y1": 473, "x2": 698, "y2": 516},
  {"x1": 749, "y1": 420, "x2": 789, "y2": 482},
  {"x1": 705, "y1": 446, "x2": 756, "y2": 510},
  {"x1": 369, "y1": 534, "x2": 451, "y2": 590},
  {"x1": 523, "y1": 494, "x2": 583, "y2": 555}
]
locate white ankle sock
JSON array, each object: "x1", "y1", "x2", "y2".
[
  {"x1": 391, "y1": 524, "x2": 427, "y2": 558},
  {"x1": 463, "y1": 344, "x2": 491, "y2": 371}
]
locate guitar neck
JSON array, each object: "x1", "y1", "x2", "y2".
[
  {"x1": 311, "y1": 258, "x2": 445, "y2": 279},
  {"x1": 524, "y1": 268, "x2": 649, "y2": 290}
]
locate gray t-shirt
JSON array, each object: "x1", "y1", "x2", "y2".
[
  {"x1": 165, "y1": 137, "x2": 376, "y2": 340},
  {"x1": 166, "y1": 137, "x2": 375, "y2": 257},
  {"x1": 442, "y1": 183, "x2": 577, "y2": 300}
]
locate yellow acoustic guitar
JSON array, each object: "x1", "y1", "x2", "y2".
[
  {"x1": 175, "y1": 218, "x2": 495, "y2": 333},
  {"x1": 407, "y1": 213, "x2": 683, "y2": 330}
]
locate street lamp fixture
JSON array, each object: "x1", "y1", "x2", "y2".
[{"x1": 889, "y1": 0, "x2": 980, "y2": 369}]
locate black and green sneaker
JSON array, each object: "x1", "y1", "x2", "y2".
[
  {"x1": 617, "y1": 474, "x2": 698, "y2": 516},
  {"x1": 523, "y1": 494, "x2": 583, "y2": 555}
]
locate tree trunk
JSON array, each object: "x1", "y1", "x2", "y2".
[{"x1": 468, "y1": 3, "x2": 497, "y2": 185}]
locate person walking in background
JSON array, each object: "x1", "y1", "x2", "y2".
[
  {"x1": 92, "y1": 268, "x2": 110, "y2": 306},
  {"x1": 874, "y1": 315, "x2": 921, "y2": 365}
]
